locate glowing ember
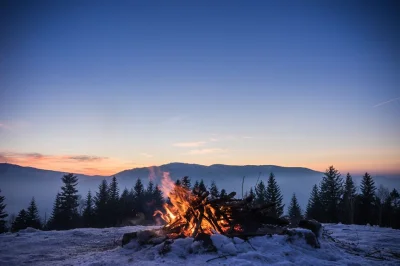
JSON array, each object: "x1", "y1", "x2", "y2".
[{"x1": 234, "y1": 224, "x2": 244, "y2": 232}]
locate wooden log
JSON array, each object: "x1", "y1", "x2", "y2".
[
  {"x1": 225, "y1": 232, "x2": 272, "y2": 239},
  {"x1": 204, "y1": 208, "x2": 224, "y2": 233},
  {"x1": 192, "y1": 208, "x2": 204, "y2": 238},
  {"x1": 250, "y1": 202, "x2": 275, "y2": 211},
  {"x1": 207, "y1": 198, "x2": 241, "y2": 205},
  {"x1": 213, "y1": 207, "x2": 232, "y2": 228}
]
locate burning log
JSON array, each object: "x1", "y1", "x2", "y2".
[{"x1": 154, "y1": 182, "x2": 289, "y2": 239}]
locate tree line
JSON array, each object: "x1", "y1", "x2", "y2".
[
  {"x1": 0, "y1": 174, "x2": 165, "y2": 232},
  {"x1": 0, "y1": 165, "x2": 399, "y2": 233},
  {"x1": 305, "y1": 166, "x2": 400, "y2": 228}
]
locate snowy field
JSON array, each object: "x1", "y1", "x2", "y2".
[{"x1": 0, "y1": 224, "x2": 399, "y2": 266}]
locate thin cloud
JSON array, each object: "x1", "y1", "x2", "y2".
[
  {"x1": 187, "y1": 148, "x2": 227, "y2": 155},
  {"x1": 25, "y1": 153, "x2": 45, "y2": 159},
  {"x1": 0, "y1": 152, "x2": 107, "y2": 163},
  {"x1": 373, "y1": 97, "x2": 400, "y2": 108},
  {"x1": 0, "y1": 152, "x2": 45, "y2": 159},
  {"x1": 140, "y1": 153, "x2": 153, "y2": 158},
  {"x1": 173, "y1": 141, "x2": 206, "y2": 148},
  {"x1": 67, "y1": 155, "x2": 107, "y2": 162}
]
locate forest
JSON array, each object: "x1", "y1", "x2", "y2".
[{"x1": 0, "y1": 165, "x2": 399, "y2": 234}]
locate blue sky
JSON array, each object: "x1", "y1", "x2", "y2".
[{"x1": 0, "y1": 1, "x2": 399, "y2": 175}]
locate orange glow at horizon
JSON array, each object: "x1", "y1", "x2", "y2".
[
  {"x1": 0, "y1": 152, "x2": 399, "y2": 176},
  {"x1": 0, "y1": 152, "x2": 142, "y2": 176}
]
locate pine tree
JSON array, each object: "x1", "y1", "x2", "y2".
[
  {"x1": 133, "y1": 178, "x2": 145, "y2": 214},
  {"x1": 376, "y1": 185, "x2": 390, "y2": 227},
  {"x1": 248, "y1": 187, "x2": 256, "y2": 205},
  {"x1": 181, "y1": 176, "x2": 191, "y2": 190},
  {"x1": 26, "y1": 197, "x2": 41, "y2": 229},
  {"x1": 153, "y1": 185, "x2": 164, "y2": 211},
  {"x1": 47, "y1": 192, "x2": 62, "y2": 229},
  {"x1": 119, "y1": 187, "x2": 134, "y2": 222},
  {"x1": 199, "y1": 179, "x2": 207, "y2": 193},
  {"x1": 266, "y1": 173, "x2": 284, "y2": 217},
  {"x1": 192, "y1": 181, "x2": 200, "y2": 194},
  {"x1": 108, "y1": 176, "x2": 119, "y2": 204},
  {"x1": 288, "y1": 193, "x2": 302, "y2": 225},
  {"x1": 319, "y1": 166, "x2": 343, "y2": 223},
  {"x1": 134, "y1": 178, "x2": 145, "y2": 196},
  {"x1": 389, "y1": 189, "x2": 400, "y2": 229},
  {"x1": 146, "y1": 181, "x2": 155, "y2": 196},
  {"x1": 210, "y1": 181, "x2": 220, "y2": 199},
  {"x1": 108, "y1": 176, "x2": 120, "y2": 226},
  {"x1": 220, "y1": 189, "x2": 227, "y2": 199},
  {"x1": 11, "y1": 209, "x2": 28, "y2": 232},
  {"x1": 175, "y1": 179, "x2": 181, "y2": 186},
  {"x1": 143, "y1": 181, "x2": 156, "y2": 219},
  {"x1": 94, "y1": 179, "x2": 109, "y2": 227},
  {"x1": 255, "y1": 180, "x2": 267, "y2": 205},
  {"x1": 378, "y1": 188, "x2": 393, "y2": 228},
  {"x1": 390, "y1": 189, "x2": 400, "y2": 209},
  {"x1": 341, "y1": 173, "x2": 357, "y2": 224},
  {"x1": 0, "y1": 189, "x2": 8, "y2": 233},
  {"x1": 59, "y1": 173, "x2": 80, "y2": 229},
  {"x1": 83, "y1": 191, "x2": 95, "y2": 227},
  {"x1": 306, "y1": 184, "x2": 323, "y2": 221},
  {"x1": 359, "y1": 172, "x2": 376, "y2": 225}
]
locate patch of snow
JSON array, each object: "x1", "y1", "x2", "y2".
[{"x1": 0, "y1": 224, "x2": 399, "y2": 265}]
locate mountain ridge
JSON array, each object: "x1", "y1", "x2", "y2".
[{"x1": 0, "y1": 162, "x2": 324, "y2": 177}]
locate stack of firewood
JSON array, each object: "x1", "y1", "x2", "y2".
[{"x1": 160, "y1": 188, "x2": 289, "y2": 239}]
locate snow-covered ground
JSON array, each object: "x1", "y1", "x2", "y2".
[{"x1": 0, "y1": 224, "x2": 399, "y2": 266}]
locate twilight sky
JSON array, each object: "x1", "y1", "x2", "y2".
[{"x1": 0, "y1": 1, "x2": 399, "y2": 176}]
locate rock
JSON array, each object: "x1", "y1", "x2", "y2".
[
  {"x1": 284, "y1": 228, "x2": 320, "y2": 248},
  {"x1": 158, "y1": 239, "x2": 173, "y2": 255},
  {"x1": 194, "y1": 232, "x2": 217, "y2": 252},
  {"x1": 256, "y1": 225, "x2": 286, "y2": 235},
  {"x1": 137, "y1": 230, "x2": 159, "y2": 244},
  {"x1": 149, "y1": 236, "x2": 167, "y2": 245},
  {"x1": 303, "y1": 231, "x2": 320, "y2": 248},
  {"x1": 121, "y1": 232, "x2": 137, "y2": 246},
  {"x1": 298, "y1": 219, "x2": 322, "y2": 238},
  {"x1": 122, "y1": 230, "x2": 166, "y2": 247}
]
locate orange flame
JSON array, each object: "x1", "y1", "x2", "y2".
[{"x1": 154, "y1": 174, "x2": 233, "y2": 237}]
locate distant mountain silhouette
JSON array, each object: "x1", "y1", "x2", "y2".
[
  {"x1": 115, "y1": 162, "x2": 322, "y2": 182},
  {"x1": 1, "y1": 162, "x2": 399, "y2": 218}
]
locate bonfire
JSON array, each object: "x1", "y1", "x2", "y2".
[
  {"x1": 121, "y1": 173, "x2": 322, "y2": 252},
  {"x1": 153, "y1": 173, "x2": 289, "y2": 239}
]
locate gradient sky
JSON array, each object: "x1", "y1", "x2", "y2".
[{"x1": 0, "y1": 1, "x2": 399, "y2": 176}]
